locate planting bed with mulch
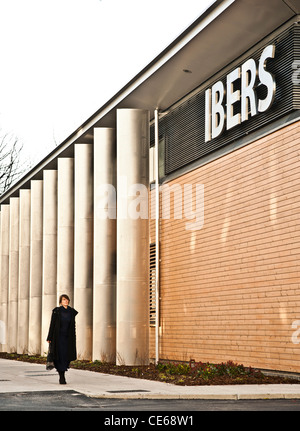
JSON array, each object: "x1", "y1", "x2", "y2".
[{"x1": 0, "y1": 352, "x2": 299, "y2": 386}]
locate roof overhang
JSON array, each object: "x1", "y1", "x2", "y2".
[{"x1": 0, "y1": 0, "x2": 298, "y2": 203}]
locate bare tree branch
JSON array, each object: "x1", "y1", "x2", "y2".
[{"x1": 0, "y1": 130, "x2": 31, "y2": 195}]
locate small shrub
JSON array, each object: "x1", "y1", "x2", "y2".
[
  {"x1": 192, "y1": 360, "x2": 263, "y2": 380},
  {"x1": 156, "y1": 362, "x2": 190, "y2": 375}
]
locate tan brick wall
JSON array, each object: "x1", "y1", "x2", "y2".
[{"x1": 150, "y1": 120, "x2": 300, "y2": 372}]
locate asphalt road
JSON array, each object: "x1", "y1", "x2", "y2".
[{"x1": 0, "y1": 390, "x2": 300, "y2": 411}]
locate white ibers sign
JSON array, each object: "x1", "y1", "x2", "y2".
[{"x1": 205, "y1": 45, "x2": 276, "y2": 142}]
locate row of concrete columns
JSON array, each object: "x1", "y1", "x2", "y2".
[{"x1": 0, "y1": 109, "x2": 150, "y2": 365}]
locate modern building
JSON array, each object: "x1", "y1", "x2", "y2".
[{"x1": 1, "y1": 0, "x2": 300, "y2": 373}]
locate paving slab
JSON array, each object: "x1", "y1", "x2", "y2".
[{"x1": 1, "y1": 358, "x2": 300, "y2": 400}]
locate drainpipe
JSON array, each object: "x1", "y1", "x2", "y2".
[{"x1": 154, "y1": 108, "x2": 160, "y2": 364}]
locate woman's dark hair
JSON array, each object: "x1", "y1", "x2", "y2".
[{"x1": 59, "y1": 294, "x2": 70, "y2": 304}]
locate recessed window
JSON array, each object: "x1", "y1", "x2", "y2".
[{"x1": 149, "y1": 137, "x2": 165, "y2": 184}]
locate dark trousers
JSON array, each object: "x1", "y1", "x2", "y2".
[{"x1": 54, "y1": 333, "x2": 70, "y2": 372}]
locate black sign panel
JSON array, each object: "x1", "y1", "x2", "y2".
[{"x1": 151, "y1": 23, "x2": 300, "y2": 176}]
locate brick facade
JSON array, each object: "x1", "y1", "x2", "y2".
[{"x1": 150, "y1": 120, "x2": 300, "y2": 372}]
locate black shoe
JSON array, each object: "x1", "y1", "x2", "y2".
[{"x1": 59, "y1": 372, "x2": 66, "y2": 384}]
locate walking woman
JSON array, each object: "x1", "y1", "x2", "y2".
[{"x1": 47, "y1": 294, "x2": 78, "y2": 384}]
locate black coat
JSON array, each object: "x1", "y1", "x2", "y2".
[{"x1": 47, "y1": 306, "x2": 78, "y2": 362}]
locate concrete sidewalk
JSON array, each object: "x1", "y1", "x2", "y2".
[{"x1": 1, "y1": 358, "x2": 300, "y2": 400}]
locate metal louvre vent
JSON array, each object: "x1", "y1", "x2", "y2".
[
  {"x1": 151, "y1": 23, "x2": 300, "y2": 176},
  {"x1": 149, "y1": 243, "x2": 156, "y2": 327}
]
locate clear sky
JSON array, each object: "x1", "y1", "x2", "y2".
[{"x1": 0, "y1": 0, "x2": 214, "y2": 165}]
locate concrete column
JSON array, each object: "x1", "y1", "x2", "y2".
[
  {"x1": 57, "y1": 158, "x2": 74, "y2": 304},
  {"x1": 93, "y1": 128, "x2": 116, "y2": 362},
  {"x1": 41, "y1": 170, "x2": 57, "y2": 356},
  {"x1": 0, "y1": 213, "x2": 2, "y2": 350},
  {"x1": 116, "y1": 109, "x2": 150, "y2": 365},
  {"x1": 74, "y1": 144, "x2": 93, "y2": 360},
  {"x1": 0, "y1": 205, "x2": 9, "y2": 352},
  {"x1": 8, "y1": 198, "x2": 19, "y2": 353},
  {"x1": 17, "y1": 189, "x2": 31, "y2": 354},
  {"x1": 28, "y1": 180, "x2": 43, "y2": 355}
]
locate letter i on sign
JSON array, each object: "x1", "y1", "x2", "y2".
[{"x1": 205, "y1": 88, "x2": 211, "y2": 142}]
